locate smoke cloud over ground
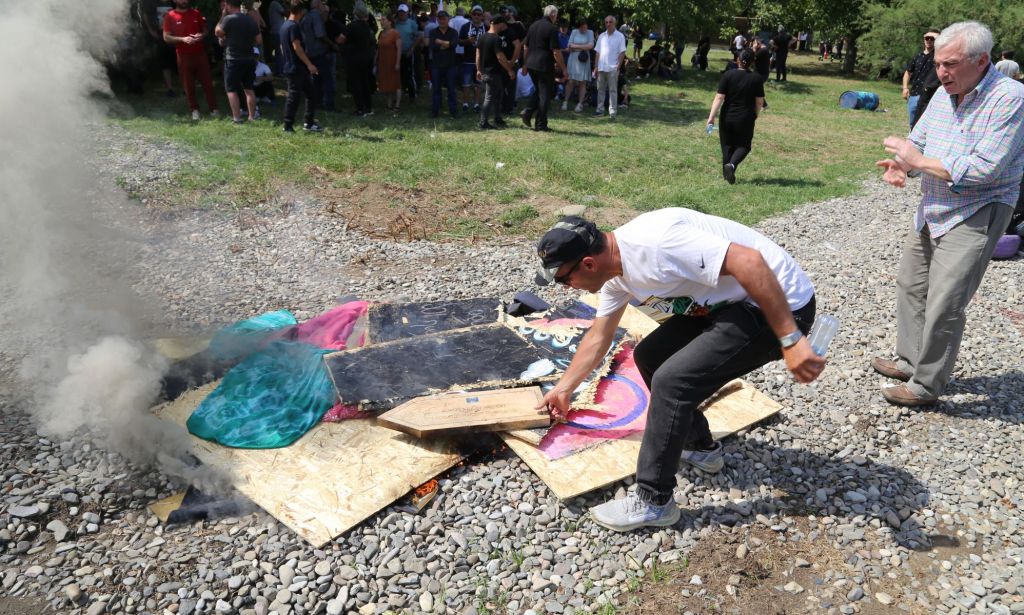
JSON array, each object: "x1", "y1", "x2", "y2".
[{"x1": 0, "y1": 0, "x2": 223, "y2": 488}]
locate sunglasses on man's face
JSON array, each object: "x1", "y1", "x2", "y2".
[
  {"x1": 554, "y1": 258, "x2": 584, "y2": 285},
  {"x1": 924, "y1": 36, "x2": 935, "y2": 41}
]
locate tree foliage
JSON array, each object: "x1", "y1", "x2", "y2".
[{"x1": 859, "y1": 0, "x2": 1024, "y2": 78}]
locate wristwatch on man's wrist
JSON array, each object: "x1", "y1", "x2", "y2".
[{"x1": 779, "y1": 330, "x2": 803, "y2": 349}]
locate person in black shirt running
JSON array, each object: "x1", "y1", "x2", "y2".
[{"x1": 706, "y1": 49, "x2": 764, "y2": 184}]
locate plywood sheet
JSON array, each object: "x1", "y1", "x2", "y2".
[
  {"x1": 503, "y1": 380, "x2": 782, "y2": 499},
  {"x1": 149, "y1": 492, "x2": 187, "y2": 523},
  {"x1": 154, "y1": 383, "x2": 462, "y2": 546},
  {"x1": 378, "y1": 387, "x2": 549, "y2": 437}
]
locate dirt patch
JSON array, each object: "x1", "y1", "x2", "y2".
[
  {"x1": 310, "y1": 167, "x2": 640, "y2": 242},
  {"x1": 622, "y1": 522, "x2": 920, "y2": 615},
  {"x1": 0, "y1": 597, "x2": 50, "y2": 615}
]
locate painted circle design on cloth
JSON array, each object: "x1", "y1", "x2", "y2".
[{"x1": 566, "y1": 374, "x2": 647, "y2": 430}]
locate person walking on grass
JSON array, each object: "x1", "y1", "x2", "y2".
[
  {"x1": 532, "y1": 212, "x2": 823, "y2": 532},
  {"x1": 476, "y1": 14, "x2": 515, "y2": 129},
  {"x1": 216, "y1": 0, "x2": 262, "y2": 124},
  {"x1": 752, "y1": 37, "x2": 770, "y2": 110},
  {"x1": 561, "y1": 18, "x2": 593, "y2": 112},
  {"x1": 874, "y1": 21, "x2": 1024, "y2": 407},
  {"x1": 163, "y1": 0, "x2": 219, "y2": 121},
  {"x1": 707, "y1": 49, "x2": 764, "y2": 184},
  {"x1": 593, "y1": 15, "x2": 626, "y2": 118},
  {"x1": 280, "y1": 1, "x2": 322, "y2": 133}
]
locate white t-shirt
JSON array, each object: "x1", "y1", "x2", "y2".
[
  {"x1": 449, "y1": 15, "x2": 469, "y2": 53},
  {"x1": 596, "y1": 208, "x2": 815, "y2": 320},
  {"x1": 255, "y1": 61, "x2": 272, "y2": 79},
  {"x1": 595, "y1": 30, "x2": 627, "y2": 72}
]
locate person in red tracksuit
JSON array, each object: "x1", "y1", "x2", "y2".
[{"x1": 163, "y1": 0, "x2": 220, "y2": 120}]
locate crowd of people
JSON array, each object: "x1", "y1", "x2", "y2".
[{"x1": 149, "y1": 0, "x2": 646, "y2": 132}]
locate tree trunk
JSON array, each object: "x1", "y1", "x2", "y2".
[{"x1": 842, "y1": 35, "x2": 857, "y2": 73}]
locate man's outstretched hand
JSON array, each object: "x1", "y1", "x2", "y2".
[
  {"x1": 536, "y1": 385, "x2": 572, "y2": 422},
  {"x1": 876, "y1": 159, "x2": 907, "y2": 188},
  {"x1": 783, "y1": 337, "x2": 826, "y2": 383}
]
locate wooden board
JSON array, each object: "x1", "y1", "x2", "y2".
[
  {"x1": 154, "y1": 382, "x2": 462, "y2": 547},
  {"x1": 501, "y1": 380, "x2": 782, "y2": 499},
  {"x1": 154, "y1": 336, "x2": 212, "y2": 361},
  {"x1": 377, "y1": 387, "x2": 549, "y2": 438},
  {"x1": 325, "y1": 323, "x2": 554, "y2": 411}
]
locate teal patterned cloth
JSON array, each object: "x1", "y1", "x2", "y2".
[
  {"x1": 208, "y1": 310, "x2": 297, "y2": 362},
  {"x1": 187, "y1": 340, "x2": 335, "y2": 448}
]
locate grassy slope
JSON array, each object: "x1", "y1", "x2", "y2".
[{"x1": 113, "y1": 48, "x2": 906, "y2": 233}]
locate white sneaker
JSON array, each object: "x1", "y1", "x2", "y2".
[
  {"x1": 209, "y1": 109, "x2": 220, "y2": 118},
  {"x1": 590, "y1": 490, "x2": 680, "y2": 532},
  {"x1": 561, "y1": 101, "x2": 568, "y2": 111},
  {"x1": 191, "y1": 110, "x2": 201, "y2": 121},
  {"x1": 574, "y1": 103, "x2": 583, "y2": 112}
]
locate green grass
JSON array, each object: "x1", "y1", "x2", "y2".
[{"x1": 111, "y1": 47, "x2": 906, "y2": 235}]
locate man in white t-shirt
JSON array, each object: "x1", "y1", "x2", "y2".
[
  {"x1": 733, "y1": 32, "x2": 746, "y2": 53},
  {"x1": 593, "y1": 15, "x2": 627, "y2": 118},
  {"x1": 534, "y1": 211, "x2": 825, "y2": 532}
]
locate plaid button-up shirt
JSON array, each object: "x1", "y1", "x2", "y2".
[{"x1": 909, "y1": 65, "x2": 1024, "y2": 237}]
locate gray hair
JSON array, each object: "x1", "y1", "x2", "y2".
[
  {"x1": 605, "y1": 15, "x2": 616, "y2": 25},
  {"x1": 353, "y1": 0, "x2": 369, "y2": 18},
  {"x1": 936, "y1": 21, "x2": 993, "y2": 60},
  {"x1": 543, "y1": 5, "x2": 558, "y2": 18}
]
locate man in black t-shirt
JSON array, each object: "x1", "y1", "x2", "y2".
[
  {"x1": 901, "y1": 29, "x2": 940, "y2": 129},
  {"x1": 520, "y1": 5, "x2": 567, "y2": 131},
  {"x1": 476, "y1": 15, "x2": 515, "y2": 129},
  {"x1": 771, "y1": 26, "x2": 792, "y2": 81},
  {"x1": 499, "y1": 6, "x2": 526, "y2": 114},
  {"x1": 751, "y1": 37, "x2": 770, "y2": 110},
  {"x1": 216, "y1": 0, "x2": 263, "y2": 123},
  {"x1": 280, "y1": 1, "x2": 322, "y2": 133}
]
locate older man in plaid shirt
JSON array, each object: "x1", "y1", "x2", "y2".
[{"x1": 874, "y1": 21, "x2": 1024, "y2": 407}]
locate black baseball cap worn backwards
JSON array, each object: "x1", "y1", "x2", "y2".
[{"x1": 534, "y1": 216, "x2": 599, "y2": 286}]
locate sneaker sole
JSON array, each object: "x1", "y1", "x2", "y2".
[{"x1": 591, "y1": 506, "x2": 681, "y2": 532}]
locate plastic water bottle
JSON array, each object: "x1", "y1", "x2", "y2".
[
  {"x1": 808, "y1": 314, "x2": 839, "y2": 357},
  {"x1": 706, "y1": 123, "x2": 715, "y2": 135}
]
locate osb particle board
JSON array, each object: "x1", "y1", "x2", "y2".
[
  {"x1": 148, "y1": 491, "x2": 187, "y2": 523},
  {"x1": 378, "y1": 387, "x2": 549, "y2": 438},
  {"x1": 502, "y1": 376, "x2": 782, "y2": 499},
  {"x1": 154, "y1": 382, "x2": 462, "y2": 547}
]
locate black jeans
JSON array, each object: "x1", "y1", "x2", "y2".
[
  {"x1": 284, "y1": 64, "x2": 316, "y2": 128},
  {"x1": 523, "y1": 68, "x2": 554, "y2": 128},
  {"x1": 775, "y1": 53, "x2": 789, "y2": 80},
  {"x1": 480, "y1": 73, "x2": 503, "y2": 125},
  {"x1": 501, "y1": 70, "x2": 516, "y2": 114},
  {"x1": 400, "y1": 52, "x2": 417, "y2": 99},
  {"x1": 348, "y1": 60, "x2": 374, "y2": 114},
  {"x1": 633, "y1": 297, "x2": 816, "y2": 500}
]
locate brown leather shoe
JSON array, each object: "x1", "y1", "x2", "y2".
[
  {"x1": 881, "y1": 384, "x2": 937, "y2": 407},
  {"x1": 871, "y1": 357, "x2": 911, "y2": 382}
]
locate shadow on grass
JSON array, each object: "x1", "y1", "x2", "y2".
[{"x1": 748, "y1": 177, "x2": 826, "y2": 188}]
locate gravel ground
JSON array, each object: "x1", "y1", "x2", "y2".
[{"x1": 1, "y1": 130, "x2": 1023, "y2": 615}]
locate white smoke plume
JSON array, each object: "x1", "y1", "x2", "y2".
[{"x1": 0, "y1": 0, "x2": 226, "y2": 489}]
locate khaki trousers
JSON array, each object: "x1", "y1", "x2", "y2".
[{"x1": 895, "y1": 203, "x2": 1013, "y2": 397}]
